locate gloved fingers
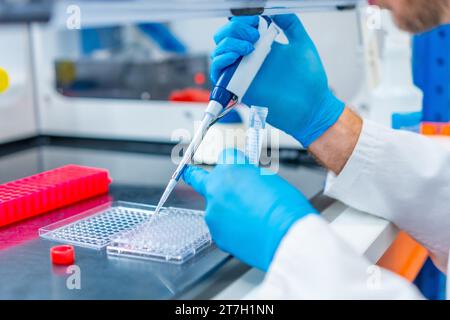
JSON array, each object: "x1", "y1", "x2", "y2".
[
  {"x1": 217, "y1": 148, "x2": 249, "y2": 165},
  {"x1": 210, "y1": 52, "x2": 240, "y2": 84},
  {"x1": 182, "y1": 165, "x2": 209, "y2": 196},
  {"x1": 229, "y1": 15, "x2": 260, "y2": 27},
  {"x1": 271, "y1": 14, "x2": 309, "y2": 43},
  {"x1": 214, "y1": 20, "x2": 260, "y2": 45},
  {"x1": 211, "y1": 37, "x2": 255, "y2": 60}
]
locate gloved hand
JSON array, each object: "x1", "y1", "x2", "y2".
[
  {"x1": 183, "y1": 149, "x2": 318, "y2": 271},
  {"x1": 211, "y1": 14, "x2": 345, "y2": 147}
]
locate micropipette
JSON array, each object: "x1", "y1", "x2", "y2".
[{"x1": 154, "y1": 17, "x2": 279, "y2": 215}]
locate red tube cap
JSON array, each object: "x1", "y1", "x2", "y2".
[{"x1": 51, "y1": 245, "x2": 75, "y2": 265}]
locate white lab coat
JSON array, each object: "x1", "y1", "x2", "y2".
[{"x1": 251, "y1": 120, "x2": 450, "y2": 299}]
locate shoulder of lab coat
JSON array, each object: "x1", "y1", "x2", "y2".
[
  {"x1": 325, "y1": 120, "x2": 450, "y2": 271},
  {"x1": 248, "y1": 215, "x2": 424, "y2": 300}
]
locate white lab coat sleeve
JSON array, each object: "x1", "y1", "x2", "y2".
[
  {"x1": 249, "y1": 215, "x2": 424, "y2": 299},
  {"x1": 325, "y1": 120, "x2": 450, "y2": 269}
]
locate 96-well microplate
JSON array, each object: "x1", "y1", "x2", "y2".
[
  {"x1": 107, "y1": 207, "x2": 212, "y2": 264},
  {"x1": 39, "y1": 201, "x2": 212, "y2": 264},
  {"x1": 39, "y1": 202, "x2": 153, "y2": 249}
]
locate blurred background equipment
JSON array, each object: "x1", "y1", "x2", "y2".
[
  {"x1": 24, "y1": 2, "x2": 364, "y2": 148},
  {"x1": 0, "y1": 0, "x2": 52, "y2": 23},
  {"x1": 0, "y1": 67, "x2": 9, "y2": 93},
  {"x1": 1, "y1": 0, "x2": 447, "y2": 299}
]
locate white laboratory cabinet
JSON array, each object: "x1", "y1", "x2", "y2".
[
  {"x1": 0, "y1": 25, "x2": 37, "y2": 144},
  {"x1": 31, "y1": 11, "x2": 362, "y2": 147},
  {"x1": 0, "y1": 0, "x2": 364, "y2": 148}
]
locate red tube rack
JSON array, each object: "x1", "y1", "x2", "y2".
[{"x1": 0, "y1": 165, "x2": 112, "y2": 228}]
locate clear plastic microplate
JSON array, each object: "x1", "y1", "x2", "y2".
[
  {"x1": 107, "y1": 207, "x2": 211, "y2": 264},
  {"x1": 39, "y1": 201, "x2": 212, "y2": 264}
]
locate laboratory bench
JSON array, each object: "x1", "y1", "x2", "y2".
[{"x1": 0, "y1": 136, "x2": 397, "y2": 299}]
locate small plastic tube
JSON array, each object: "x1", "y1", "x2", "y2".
[
  {"x1": 245, "y1": 106, "x2": 269, "y2": 165},
  {"x1": 51, "y1": 245, "x2": 75, "y2": 265}
]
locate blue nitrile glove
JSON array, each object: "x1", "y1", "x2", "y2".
[
  {"x1": 211, "y1": 14, "x2": 345, "y2": 147},
  {"x1": 183, "y1": 149, "x2": 318, "y2": 271}
]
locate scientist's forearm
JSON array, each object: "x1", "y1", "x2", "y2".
[{"x1": 308, "y1": 107, "x2": 362, "y2": 174}]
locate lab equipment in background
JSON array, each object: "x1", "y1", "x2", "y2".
[
  {"x1": 40, "y1": 201, "x2": 212, "y2": 264},
  {"x1": 386, "y1": 25, "x2": 450, "y2": 299},
  {"x1": 393, "y1": 25, "x2": 450, "y2": 136},
  {"x1": 194, "y1": 109, "x2": 246, "y2": 165},
  {"x1": 391, "y1": 112, "x2": 422, "y2": 132},
  {"x1": 408, "y1": 24, "x2": 450, "y2": 300},
  {"x1": 80, "y1": 26, "x2": 123, "y2": 57},
  {"x1": 0, "y1": 165, "x2": 111, "y2": 228},
  {"x1": 154, "y1": 17, "x2": 280, "y2": 215},
  {"x1": 55, "y1": 55, "x2": 211, "y2": 100},
  {"x1": 107, "y1": 206, "x2": 211, "y2": 264},
  {"x1": 350, "y1": 5, "x2": 382, "y2": 116},
  {"x1": 78, "y1": 22, "x2": 187, "y2": 59},
  {"x1": 414, "y1": 258, "x2": 447, "y2": 300},
  {"x1": 245, "y1": 106, "x2": 268, "y2": 165},
  {"x1": 0, "y1": 67, "x2": 8, "y2": 93},
  {"x1": 51, "y1": 0, "x2": 363, "y2": 28},
  {"x1": 0, "y1": 0, "x2": 52, "y2": 23},
  {"x1": 30, "y1": 9, "x2": 362, "y2": 150},
  {"x1": 413, "y1": 25, "x2": 450, "y2": 137},
  {"x1": 55, "y1": 22, "x2": 211, "y2": 101},
  {"x1": 137, "y1": 23, "x2": 187, "y2": 55},
  {"x1": 368, "y1": 10, "x2": 422, "y2": 127},
  {"x1": 0, "y1": 24, "x2": 37, "y2": 145}
]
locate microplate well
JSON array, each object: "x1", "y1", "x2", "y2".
[
  {"x1": 39, "y1": 201, "x2": 212, "y2": 264},
  {"x1": 107, "y1": 207, "x2": 212, "y2": 264},
  {"x1": 39, "y1": 201, "x2": 153, "y2": 249}
]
